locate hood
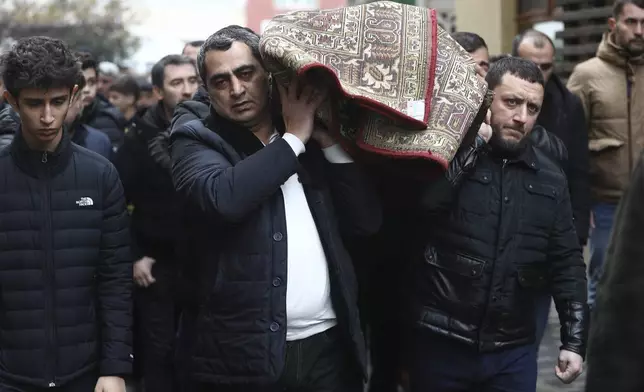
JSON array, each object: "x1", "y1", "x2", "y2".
[
  {"x1": 81, "y1": 97, "x2": 125, "y2": 128},
  {"x1": 193, "y1": 85, "x2": 210, "y2": 105},
  {"x1": 529, "y1": 125, "x2": 568, "y2": 163},
  {"x1": 0, "y1": 105, "x2": 20, "y2": 135},
  {"x1": 597, "y1": 32, "x2": 644, "y2": 69},
  {"x1": 140, "y1": 102, "x2": 170, "y2": 132},
  {"x1": 170, "y1": 86, "x2": 210, "y2": 132}
]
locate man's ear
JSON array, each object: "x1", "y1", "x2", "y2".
[
  {"x1": 608, "y1": 17, "x2": 617, "y2": 32},
  {"x1": 70, "y1": 85, "x2": 79, "y2": 104},
  {"x1": 153, "y1": 86, "x2": 164, "y2": 101},
  {"x1": 4, "y1": 90, "x2": 17, "y2": 110}
]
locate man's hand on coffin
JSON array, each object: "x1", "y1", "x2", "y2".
[
  {"x1": 311, "y1": 101, "x2": 340, "y2": 149},
  {"x1": 475, "y1": 64, "x2": 487, "y2": 79},
  {"x1": 477, "y1": 109, "x2": 493, "y2": 143},
  {"x1": 277, "y1": 76, "x2": 328, "y2": 144}
]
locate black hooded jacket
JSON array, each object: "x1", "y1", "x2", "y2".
[
  {"x1": 81, "y1": 98, "x2": 125, "y2": 153},
  {"x1": 115, "y1": 102, "x2": 182, "y2": 261}
]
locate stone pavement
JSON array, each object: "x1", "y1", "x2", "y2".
[{"x1": 536, "y1": 301, "x2": 585, "y2": 392}]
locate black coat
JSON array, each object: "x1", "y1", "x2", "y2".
[
  {"x1": 585, "y1": 150, "x2": 644, "y2": 392},
  {"x1": 81, "y1": 98, "x2": 125, "y2": 153},
  {"x1": 535, "y1": 75, "x2": 590, "y2": 245},
  {"x1": 115, "y1": 103, "x2": 179, "y2": 260},
  {"x1": 413, "y1": 128, "x2": 588, "y2": 356},
  {"x1": 0, "y1": 129, "x2": 133, "y2": 387},
  {"x1": 170, "y1": 111, "x2": 381, "y2": 385}
]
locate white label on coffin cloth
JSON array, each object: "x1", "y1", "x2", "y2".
[{"x1": 406, "y1": 100, "x2": 426, "y2": 121}]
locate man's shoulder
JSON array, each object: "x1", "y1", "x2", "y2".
[
  {"x1": 83, "y1": 124, "x2": 111, "y2": 143},
  {"x1": 532, "y1": 145, "x2": 568, "y2": 187},
  {"x1": 92, "y1": 101, "x2": 125, "y2": 129},
  {"x1": 172, "y1": 118, "x2": 224, "y2": 146},
  {"x1": 70, "y1": 143, "x2": 115, "y2": 176},
  {"x1": 571, "y1": 56, "x2": 611, "y2": 79}
]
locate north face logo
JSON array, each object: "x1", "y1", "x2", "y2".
[{"x1": 76, "y1": 197, "x2": 94, "y2": 207}]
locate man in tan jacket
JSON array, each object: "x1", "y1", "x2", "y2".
[{"x1": 567, "y1": 0, "x2": 644, "y2": 310}]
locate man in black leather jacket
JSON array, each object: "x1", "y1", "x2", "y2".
[{"x1": 409, "y1": 57, "x2": 588, "y2": 392}]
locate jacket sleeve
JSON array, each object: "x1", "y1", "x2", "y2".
[
  {"x1": 419, "y1": 135, "x2": 486, "y2": 215},
  {"x1": 566, "y1": 67, "x2": 591, "y2": 125},
  {"x1": 585, "y1": 155, "x2": 644, "y2": 391},
  {"x1": 171, "y1": 130, "x2": 300, "y2": 223},
  {"x1": 547, "y1": 185, "x2": 589, "y2": 358},
  {"x1": 321, "y1": 149, "x2": 382, "y2": 237},
  {"x1": 98, "y1": 163, "x2": 134, "y2": 376},
  {"x1": 567, "y1": 95, "x2": 591, "y2": 245}
]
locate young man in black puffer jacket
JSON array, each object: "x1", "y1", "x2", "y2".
[{"x1": 0, "y1": 36, "x2": 133, "y2": 392}]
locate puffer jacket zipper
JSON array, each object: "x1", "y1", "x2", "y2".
[{"x1": 41, "y1": 151, "x2": 58, "y2": 387}]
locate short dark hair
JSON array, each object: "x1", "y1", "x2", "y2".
[
  {"x1": 613, "y1": 0, "x2": 644, "y2": 18},
  {"x1": 512, "y1": 29, "x2": 555, "y2": 56},
  {"x1": 451, "y1": 32, "x2": 488, "y2": 53},
  {"x1": 185, "y1": 40, "x2": 205, "y2": 50},
  {"x1": 109, "y1": 75, "x2": 141, "y2": 101},
  {"x1": 198, "y1": 25, "x2": 262, "y2": 84},
  {"x1": 136, "y1": 77, "x2": 153, "y2": 92},
  {"x1": 490, "y1": 53, "x2": 512, "y2": 64},
  {"x1": 1, "y1": 36, "x2": 80, "y2": 99},
  {"x1": 151, "y1": 55, "x2": 196, "y2": 89},
  {"x1": 75, "y1": 51, "x2": 98, "y2": 75},
  {"x1": 485, "y1": 56, "x2": 545, "y2": 91}
]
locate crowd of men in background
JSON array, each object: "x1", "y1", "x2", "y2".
[{"x1": 0, "y1": 0, "x2": 643, "y2": 391}]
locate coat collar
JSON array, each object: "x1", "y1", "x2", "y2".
[{"x1": 10, "y1": 126, "x2": 73, "y2": 179}]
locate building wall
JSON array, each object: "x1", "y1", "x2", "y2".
[
  {"x1": 454, "y1": 0, "x2": 517, "y2": 55},
  {"x1": 246, "y1": 0, "x2": 347, "y2": 34}
]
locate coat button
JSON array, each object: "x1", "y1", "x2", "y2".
[
  {"x1": 528, "y1": 184, "x2": 533, "y2": 189},
  {"x1": 471, "y1": 269, "x2": 478, "y2": 276},
  {"x1": 273, "y1": 232, "x2": 283, "y2": 241},
  {"x1": 272, "y1": 277, "x2": 282, "y2": 287},
  {"x1": 504, "y1": 196, "x2": 510, "y2": 203},
  {"x1": 270, "y1": 322, "x2": 280, "y2": 332}
]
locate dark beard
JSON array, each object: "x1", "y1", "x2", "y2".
[
  {"x1": 488, "y1": 129, "x2": 527, "y2": 158},
  {"x1": 625, "y1": 37, "x2": 644, "y2": 56}
]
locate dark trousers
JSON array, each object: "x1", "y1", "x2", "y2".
[
  {"x1": 410, "y1": 331, "x2": 537, "y2": 392},
  {"x1": 195, "y1": 327, "x2": 363, "y2": 392},
  {"x1": 136, "y1": 261, "x2": 179, "y2": 392},
  {"x1": 0, "y1": 372, "x2": 97, "y2": 392}
]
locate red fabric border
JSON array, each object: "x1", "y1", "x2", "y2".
[
  {"x1": 424, "y1": 8, "x2": 438, "y2": 124},
  {"x1": 290, "y1": 9, "x2": 445, "y2": 168}
]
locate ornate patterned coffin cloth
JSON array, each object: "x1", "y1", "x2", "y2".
[{"x1": 259, "y1": 1, "x2": 491, "y2": 169}]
